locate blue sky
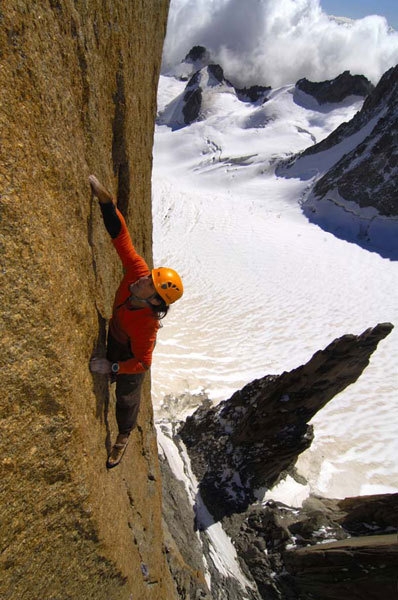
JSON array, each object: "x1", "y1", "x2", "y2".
[{"x1": 321, "y1": 0, "x2": 398, "y2": 29}]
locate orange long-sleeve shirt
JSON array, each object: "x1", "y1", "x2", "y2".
[{"x1": 109, "y1": 209, "x2": 159, "y2": 375}]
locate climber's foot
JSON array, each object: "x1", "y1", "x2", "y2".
[{"x1": 106, "y1": 434, "x2": 130, "y2": 469}]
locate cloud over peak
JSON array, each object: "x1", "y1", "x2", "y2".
[{"x1": 162, "y1": 0, "x2": 398, "y2": 87}]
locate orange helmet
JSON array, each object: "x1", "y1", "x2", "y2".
[{"x1": 151, "y1": 267, "x2": 183, "y2": 305}]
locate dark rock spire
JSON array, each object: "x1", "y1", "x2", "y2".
[{"x1": 179, "y1": 323, "x2": 393, "y2": 520}]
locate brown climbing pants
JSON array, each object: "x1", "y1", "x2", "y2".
[{"x1": 106, "y1": 332, "x2": 145, "y2": 435}]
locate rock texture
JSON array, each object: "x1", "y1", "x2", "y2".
[
  {"x1": 295, "y1": 70, "x2": 374, "y2": 104},
  {"x1": 179, "y1": 323, "x2": 393, "y2": 520},
  {"x1": 224, "y1": 493, "x2": 398, "y2": 600},
  {"x1": 280, "y1": 65, "x2": 398, "y2": 258},
  {"x1": 161, "y1": 323, "x2": 396, "y2": 599},
  {"x1": 283, "y1": 532, "x2": 398, "y2": 600},
  {"x1": 160, "y1": 455, "x2": 212, "y2": 600},
  {"x1": 306, "y1": 65, "x2": 398, "y2": 218},
  {"x1": 160, "y1": 425, "x2": 264, "y2": 600},
  {"x1": 169, "y1": 324, "x2": 396, "y2": 599},
  {"x1": 0, "y1": 2, "x2": 198, "y2": 599},
  {"x1": 235, "y1": 85, "x2": 271, "y2": 104}
]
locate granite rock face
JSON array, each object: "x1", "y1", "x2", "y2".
[
  {"x1": 282, "y1": 531, "x2": 398, "y2": 600},
  {"x1": 0, "y1": 2, "x2": 196, "y2": 599},
  {"x1": 160, "y1": 455, "x2": 212, "y2": 600},
  {"x1": 179, "y1": 323, "x2": 393, "y2": 520}
]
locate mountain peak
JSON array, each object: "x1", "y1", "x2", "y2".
[
  {"x1": 184, "y1": 45, "x2": 211, "y2": 66},
  {"x1": 166, "y1": 45, "x2": 213, "y2": 81},
  {"x1": 158, "y1": 63, "x2": 237, "y2": 129}
]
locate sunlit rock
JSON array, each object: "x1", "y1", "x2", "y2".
[{"x1": 0, "y1": 2, "x2": 203, "y2": 599}]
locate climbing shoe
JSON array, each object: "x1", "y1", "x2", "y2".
[{"x1": 106, "y1": 434, "x2": 129, "y2": 469}]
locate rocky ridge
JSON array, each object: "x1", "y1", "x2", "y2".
[
  {"x1": 295, "y1": 70, "x2": 374, "y2": 105},
  {"x1": 280, "y1": 64, "x2": 398, "y2": 259},
  {"x1": 159, "y1": 324, "x2": 397, "y2": 599},
  {"x1": 160, "y1": 48, "x2": 371, "y2": 130},
  {"x1": 179, "y1": 324, "x2": 393, "y2": 519},
  {"x1": 296, "y1": 64, "x2": 398, "y2": 217},
  {"x1": 163, "y1": 48, "x2": 398, "y2": 259}
]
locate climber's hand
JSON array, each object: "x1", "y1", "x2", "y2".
[{"x1": 90, "y1": 357, "x2": 112, "y2": 375}]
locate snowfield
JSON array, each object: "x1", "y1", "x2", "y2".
[{"x1": 152, "y1": 73, "x2": 398, "y2": 500}]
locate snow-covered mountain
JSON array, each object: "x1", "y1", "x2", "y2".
[
  {"x1": 152, "y1": 51, "x2": 398, "y2": 501},
  {"x1": 280, "y1": 64, "x2": 398, "y2": 258},
  {"x1": 153, "y1": 47, "x2": 398, "y2": 600},
  {"x1": 159, "y1": 45, "x2": 271, "y2": 130}
]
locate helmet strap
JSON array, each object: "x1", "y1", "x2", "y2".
[{"x1": 128, "y1": 293, "x2": 158, "y2": 308}]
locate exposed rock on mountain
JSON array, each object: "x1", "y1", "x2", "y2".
[
  {"x1": 235, "y1": 85, "x2": 271, "y2": 104},
  {"x1": 306, "y1": 65, "x2": 398, "y2": 217},
  {"x1": 158, "y1": 52, "x2": 271, "y2": 128},
  {"x1": 165, "y1": 323, "x2": 396, "y2": 598},
  {"x1": 179, "y1": 323, "x2": 393, "y2": 520},
  {"x1": 295, "y1": 70, "x2": 374, "y2": 104},
  {"x1": 160, "y1": 454, "x2": 212, "y2": 599},
  {"x1": 185, "y1": 45, "x2": 211, "y2": 63},
  {"x1": 283, "y1": 531, "x2": 398, "y2": 600},
  {"x1": 290, "y1": 65, "x2": 398, "y2": 162},
  {"x1": 185, "y1": 45, "x2": 212, "y2": 70},
  {"x1": 0, "y1": 2, "x2": 202, "y2": 599},
  {"x1": 183, "y1": 64, "x2": 232, "y2": 125},
  {"x1": 159, "y1": 426, "x2": 264, "y2": 600},
  {"x1": 282, "y1": 65, "x2": 398, "y2": 259},
  {"x1": 162, "y1": 323, "x2": 396, "y2": 598},
  {"x1": 224, "y1": 493, "x2": 398, "y2": 600},
  {"x1": 169, "y1": 45, "x2": 213, "y2": 81},
  {"x1": 337, "y1": 491, "x2": 398, "y2": 534},
  {"x1": 158, "y1": 63, "x2": 235, "y2": 128},
  {"x1": 224, "y1": 494, "x2": 398, "y2": 600}
]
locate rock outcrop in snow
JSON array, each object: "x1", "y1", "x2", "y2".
[
  {"x1": 283, "y1": 65, "x2": 398, "y2": 259},
  {"x1": 167, "y1": 45, "x2": 212, "y2": 81},
  {"x1": 179, "y1": 323, "x2": 393, "y2": 520},
  {"x1": 159, "y1": 324, "x2": 397, "y2": 599},
  {"x1": 295, "y1": 70, "x2": 374, "y2": 105},
  {"x1": 158, "y1": 63, "x2": 235, "y2": 129}
]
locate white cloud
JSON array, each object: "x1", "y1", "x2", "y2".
[{"x1": 162, "y1": 0, "x2": 398, "y2": 87}]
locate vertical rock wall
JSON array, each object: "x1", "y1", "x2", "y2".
[{"x1": 0, "y1": 2, "x2": 179, "y2": 599}]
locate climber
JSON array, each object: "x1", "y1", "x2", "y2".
[{"x1": 88, "y1": 175, "x2": 183, "y2": 468}]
